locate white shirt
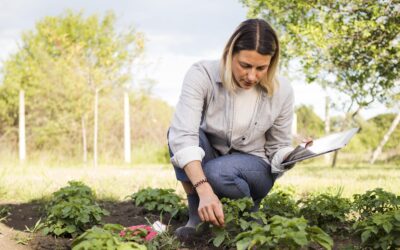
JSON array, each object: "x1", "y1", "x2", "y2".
[{"x1": 232, "y1": 86, "x2": 259, "y2": 141}]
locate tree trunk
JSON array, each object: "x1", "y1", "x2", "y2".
[
  {"x1": 370, "y1": 111, "x2": 400, "y2": 164},
  {"x1": 19, "y1": 90, "x2": 26, "y2": 162},
  {"x1": 93, "y1": 88, "x2": 99, "y2": 168},
  {"x1": 124, "y1": 91, "x2": 131, "y2": 163},
  {"x1": 81, "y1": 115, "x2": 87, "y2": 164},
  {"x1": 324, "y1": 95, "x2": 331, "y2": 163}
]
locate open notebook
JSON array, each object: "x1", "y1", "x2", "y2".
[{"x1": 281, "y1": 128, "x2": 360, "y2": 168}]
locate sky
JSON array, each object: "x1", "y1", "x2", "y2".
[{"x1": 0, "y1": 0, "x2": 390, "y2": 120}]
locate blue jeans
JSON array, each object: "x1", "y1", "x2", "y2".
[{"x1": 169, "y1": 130, "x2": 276, "y2": 204}]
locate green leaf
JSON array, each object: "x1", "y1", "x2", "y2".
[
  {"x1": 361, "y1": 230, "x2": 371, "y2": 243},
  {"x1": 213, "y1": 233, "x2": 226, "y2": 247},
  {"x1": 236, "y1": 239, "x2": 251, "y2": 250}
]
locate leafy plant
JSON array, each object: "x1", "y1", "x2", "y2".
[
  {"x1": 0, "y1": 205, "x2": 10, "y2": 222},
  {"x1": 352, "y1": 188, "x2": 400, "y2": 220},
  {"x1": 260, "y1": 190, "x2": 300, "y2": 218},
  {"x1": 298, "y1": 191, "x2": 352, "y2": 233},
  {"x1": 353, "y1": 209, "x2": 400, "y2": 249},
  {"x1": 208, "y1": 197, "x2": 265, "y2": 248},
  {"x1": 43, "y1": 181, "x2": 109, "y2": 237},
  {"x1": 235, "y1": 216, "x2": 333, "y2": 250},
  {"x1": 72, "y1": 224, "x2": 146, "y2": 250},
  {"x1": 13, "y1": 232, "x2": 33, "y2": 245},
  {"x1": 129, "y1": 188, "x2": 186, "y2": 218}
]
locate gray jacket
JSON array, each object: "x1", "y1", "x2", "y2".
[{"x1": 168, "y1": 60, "x2": 294, "y2": 173}]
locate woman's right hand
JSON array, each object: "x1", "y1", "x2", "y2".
[{"x1": 196, "y1": 183, "x2": 225, "y2": 227}]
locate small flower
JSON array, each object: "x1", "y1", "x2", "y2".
[{"x1": 120, "y1": 225, "x2": 158, "y2": 242}]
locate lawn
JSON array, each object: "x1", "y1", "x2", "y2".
[{"x1": 1, "y1": 161, "x2": 399, "y2": 203}]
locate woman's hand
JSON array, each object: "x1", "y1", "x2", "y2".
[{"x1": 196, "y1": 183, "x2": 225, "y2": 227}]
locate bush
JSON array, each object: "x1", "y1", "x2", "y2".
[
  {"x1": 260, "y1": 190, "x2": 300, "y2": 218},
  {"x1": 208, "y1": 197, "x2": 258, "y2": 248},
  {"x1": 353, "y1": 210, "x2": 400, "y2": 249},
  {"x1": 72, "y1": 224, "x2": 146, "y2": 250},
  {"x1": 129, "y1": 188, "x2": 186, "y2": 218},
  {"x1": 235, "y1": 216, "x2": 333, "y2": 250},
  {"x1": 352, "y1": 188, "x2": 400, "y2": 220},
  {"x1": 298, "y1": 192, "x2": 352, "y2": 233},
  {"x1": 43, "y1": 181, "x2": 109, "y2": 237}
]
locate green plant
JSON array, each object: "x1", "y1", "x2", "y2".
[
  {"x1": 353, "y1": 209, "x2": 400, "y2": 249},
  {"x1": 129, "y1": 188, "x2": 186, "y2": 218},
  {"x1": 13, "y1": 232, "x2": 33, "y2": 245},
  {"x1": 25, "y1": 218, "x2": 44, "y2": 233},
  {"x1": 352, "y1": 188, "x2": 400, "y2": 220},
  {"x1": 235, "y1": 215, "x2": 333, "y2": 250},
  {"x1": 72, "y1": 224, "x2": 146, "y2": 250},
  {"x1": 298, "y1": 191, "x2": 352, "y2": 233},
  {"x1": 260, "y1": 190, "x2": 300, "y2": 218},
  {"x1": 208, "y1": 197, "x2": 264, "y2": 248},
  {"x1": 43, "y1": 181, "x2": 109, "y2": 237},
  {"x1": 0, "y1": 205, "x2": 10, "y2": 222}
]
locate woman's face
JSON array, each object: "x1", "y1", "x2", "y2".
[{"x1": 231, "y1": 50, "x2": 272, "y2": 89}]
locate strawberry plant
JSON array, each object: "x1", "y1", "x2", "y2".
[
  {"x1": 42, "y1": 181, "x2": 109, "y2": 237},
  {"x1": 208, "y1": 197, "x2": 266, "y2": 248},
  {"x1": 260, "y1": 190, "x2": 300, "y2": 218},
  {"x1": 353, "y1": 209, "x2": 400, "y2": 249},
  {"x1": 298, "y1": 191, "x2": 352, "y2": 234},
  {"x1": 72, "y1": 224, "x2": 146, "y2": 250},
  {"x1": 129, "y1": 188, "x2": 186, "y2": 218},
  {"x1": 352, "y1": 188, "x2": 400, "y2": 220},
  {"x1": 235, "y1": 215, "x2": 333, "y2": 250}
]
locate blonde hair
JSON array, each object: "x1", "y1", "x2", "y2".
[{"x1": 220, "y1": 19, "x2": 280, "y2": 96}]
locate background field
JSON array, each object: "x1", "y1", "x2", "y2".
[{"x1": 1, "y1": 160, "x2": 399, "y2": 204}]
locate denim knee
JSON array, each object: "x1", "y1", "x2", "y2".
[{"x1": 204, "y1": 162, "x2": 250, "y2": 199}]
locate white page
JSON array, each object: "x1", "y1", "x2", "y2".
[{"x1": 300, "y1": 128, "x2": 359, "y2": 154}]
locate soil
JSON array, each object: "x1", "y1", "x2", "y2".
[
  {"x1": 0, "y1": 201, "x2": 360, "y2": 250},
  {"x1": 0, "y1": 200, "x2": 217, "y2": 250}
]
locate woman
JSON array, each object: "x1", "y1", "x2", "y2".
[{"x1": 168, "y1": 19, "x2": 295, "y2": 237}]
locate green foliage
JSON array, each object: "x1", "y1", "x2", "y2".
[
  {"x1": 352, "y1": 188, "x2": 400, "y2": 220},
  {"x1": 0, "y1": 10, "x2": 164, "y2": 163},
  {"x1": 0, "y1": 205, "x2": 10, "y2": 222},
  {"x1": 72, "y1": 224, "x2": 147, "y2": 250},
  {"x1": 129, "y1": 188, "x2": 186, "y2": 218},
  {"x1": 353, "y1": 210, "x2": 400, "y2": 250},
  {"x1": 43, "y1": 181, "x2": 109, "y2": 237},
  {"x1": 243, "y1": 0, "x2": 399, "y2": 107},
  {"x1": 260, "y1": 190, "x2": 300, "y2": 218},
  {"x1": 208, "y1": 197, "x2": 259, "y2": 248},
  {"x1": 295, "y1": 105, "x2": 325, "y2": 138},
  {"x1": 298, "y1": 192, "x2": 352, "y2": 233},
  {"x1": 235, "y1": 216, "x2": 333, "y2": 250}
]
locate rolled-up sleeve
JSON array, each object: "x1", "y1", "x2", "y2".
[
  {"x1": 168, "y1": 62, "x2": 210, "y2": 169},
  {"x1": 265, "y1": 82, "x2": 295, "y2": 173}
]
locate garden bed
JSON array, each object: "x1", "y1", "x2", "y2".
[{"x1": 0, "y1": 200, "x2": 217, "y2": 249}]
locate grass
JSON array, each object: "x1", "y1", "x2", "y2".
[{"x1": 0, "y1": 160, "x2": 399, "y2": 203}]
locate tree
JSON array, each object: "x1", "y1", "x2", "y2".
[
  {"x1": 242, "y1": 0, "x2": 400, "y2": 166},
  {"x1": 0, "y1": 11, "x2": 144, "y2": 165},
  {"x1": 370, "y1": 91, "x2": 400, "y2": 163}
]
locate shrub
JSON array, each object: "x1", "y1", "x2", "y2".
[
  {"x1": 129, "y1": 188, "x2": 186, "y2": 218},
  {"x1": 353, "y1": 210, "x2": 400, "y2": 249},
  {"x1": 260, "y1": 190, "x2": 300, "y2": 218},
  {"x1": 72, "y1": 224, "x2": 146, "y2": 250},
  {"x1": 352, "y1": 188, "x2": 400, "y2": 220},
  {"x1": 298, "y1": 192, "x2": 352, "y2": 233},
  {"x1": 43, "y1": 181, "x2": 109, "y2": 237},
  {"x1": 235, "y1": 216, "x2": 333, "y2": 250}
]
